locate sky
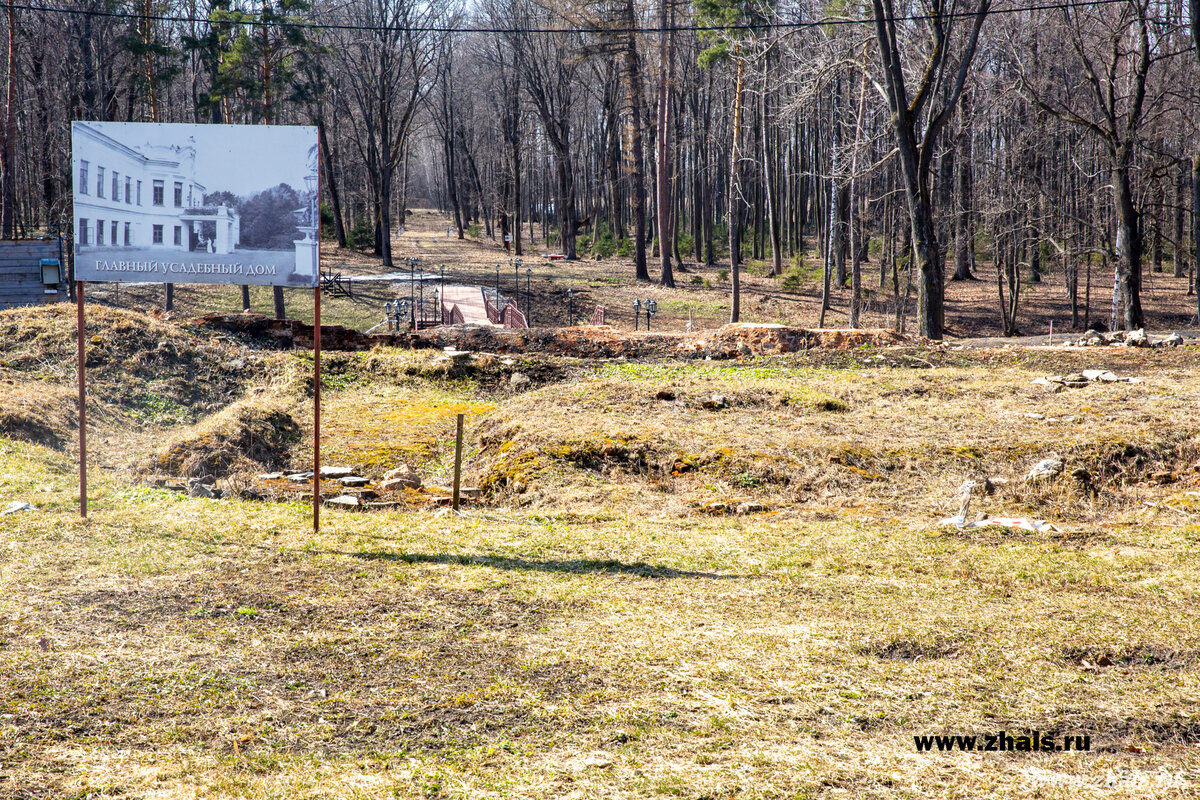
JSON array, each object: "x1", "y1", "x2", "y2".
[{"x1": 77, "y1": 121, "x2": 319, "y2": 199}]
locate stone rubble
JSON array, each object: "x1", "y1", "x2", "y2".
[
  {"x1": 1065, "y1": 327, "x2": 1187, "y2": 348},
  {"x1": 1026, "y1": 458, "x2": 1064, "y2": 482}
]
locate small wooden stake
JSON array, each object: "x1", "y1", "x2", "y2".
[{"x1": 452, "y1": 413, "x2": 464, "y2": 511}]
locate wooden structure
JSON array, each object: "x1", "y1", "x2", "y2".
[{"x1": 0, "y1": 239, "x2": 65, "y2": 309}]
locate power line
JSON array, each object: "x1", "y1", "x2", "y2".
[{"x1": 0, "y1": 0, "x2": 1137, "y2": 36}]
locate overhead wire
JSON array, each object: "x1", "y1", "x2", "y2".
[{"x1": 0, "y1": 0, "x2": 1140, "y2": 36}]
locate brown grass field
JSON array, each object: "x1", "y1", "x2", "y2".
[{"x1": 0, "y1": 215, "x2": 1198, "y2": 798}]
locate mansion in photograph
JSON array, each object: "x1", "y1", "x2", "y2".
[{"x1": 72, "y1": 122, "x2": 240, "y2": 255}]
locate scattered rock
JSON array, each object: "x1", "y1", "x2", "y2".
[
  {"x1": 257, "y1": 472, "x2": 284, "y2": 480},
  {"x1": 382, "y1": 464, "x2": 421, "y2": 489},
  {"x1": 1124, "y1": 328, "x2": 1149, "y2": 347},
  {"x1": 1, "y1": 501, "x2": 35, "y2": 515},
  {"x1": 702, "y1": 394, "x2": 729, "y2": 410},
  {"x1": 338, "y1": 476, "x2": 370, "y2": 487},
  {"x1": 736, "y1": 501, "x2": 767, "y2": 515},
  {"x1": 1036, "y1": 369, "x2": 1138, "y2": 389},
  {"x1": 509, "y1": 371, "x2": 531, "y2": 391},
  {"x1": 655, "y1": 389, "x2": 677, "y2": 401},
  {"x1": 187, "y1": 477, "x2": 219, "y2": 498},
  {"x1": 364, "y1": 501, "x2": 404, "y2": 511},
  {"x1": 1025, "y1": 412, "x2": 1045, "y2": 420},
  {"x1": 1163, "y1": 332, "x2": 1185, "y2": 347},
  {"x1": 1150, "y1": 471, "x2": 1177, "y2": 485},
  {"x1": 319, "y1": 466, "x2": 355, "y2": 479},
  {"x1": 1026, "y1": 458, "x2": 1064, "y2": 482},
  {"x1": 287, "y1": 472, "x2": 314, "y2": 483},
  {"x1": 325, "y1": 495, "x2": 361, "y2": 509},
  {"x1": 441, "y1": 348, "x2": 473, "y2": 367}
]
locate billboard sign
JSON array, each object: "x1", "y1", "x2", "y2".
[{"x1": 71, "y1": 122, "x2": 319, "y2": 287}]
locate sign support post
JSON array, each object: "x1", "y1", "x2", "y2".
[
  {"x1": 77, "y1": 280, "x2": 87, "y2": 518},
  {"x1": 313, "y1": 286, "x2": 321, "y2": 533},
  {"x1": 69, "y1": 121, "x2": 320, "y2": 527}
]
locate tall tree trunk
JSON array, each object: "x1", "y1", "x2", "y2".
[
  {"x1": 763, "y1": 74, "x2": 782, "y2": 276},
  {"x1": 1191, "y1": 0, "x2": 1199, "y2": 322},
  {"x1": 1112, "y1": 153, "x2": 1144, "y2": 330},
  {"x1": 512, "y1": 133, "x2": 522, "y2": 256},
  {"x1": 656, "y1": 0, "x2": 675, "y2": 287},
  {"x1": 318, "y1": 119, "x2": 347, "y2": 248},
  {"x1": 621, "y1": 1, "x2": 649, "y2": 280},
  {"x1": 952, "y1": 91, "x2": 975, "y2": 280},
  {"x1": 1174, "y1": 162, "x2": 1186, "y2": 278},
  {"x1": 1194, "y1": 154, "x2": 1199, "y2": 323},
  {"x1": 728, "y1": 53, "x2": 744, "y2": 322}
]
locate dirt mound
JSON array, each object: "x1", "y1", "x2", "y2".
[
  {"x1": 144, "y1": 398, "x2": 301, "y2": 478},
  {"x1": 685, "y1": 324, "x2": 911, "y2": 358},
  {"x1": 0, "y1": 304, "x2": 253, "y2": 421},
  {"x1": 0, "y1": 382, "x2": 76, "y2": 447},
  {"x1": 194, "y1": 314, "x2": 912, "y2": 360}
]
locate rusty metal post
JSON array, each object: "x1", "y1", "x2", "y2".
[
  {"x1": 77, "y1": 281, "x2": 86, "y2": 518},
  {"x1": 313, "y1": 286, "x2": 321, "y2": 533}
]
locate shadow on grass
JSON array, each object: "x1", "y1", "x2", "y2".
[{"x1": 352, "y1": 550, "x2": 752, "y2": 579}]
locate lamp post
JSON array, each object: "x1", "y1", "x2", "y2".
[
  {"x1": 633, "y1": 299, "x2": 641, "y2": 331},
  {"x1": 440, "y1": 264, "x2": 445, "y2": 324},
  {"x1": 409, "y1": 257, "x2": 417, "y2": 329},
  {"x1": 494, "y1": 263, "x2": 500, "y2": 317},
  {"x1": 303, "y1": 173, "x2": 318, "y2": 230},
  {"x1": 513, "y1": 257, "x2": 520, "y2": 312},
  {"x1": 525, "y1": 266, "x2": 532, "y2": 324},
  {"x1": 567, "y1": 288, "x2": 574, "y2": 327},
  {"x1": 384, "y1": 298, "x2": 410, "y2": 332},
  {"x1": 645, "y1": 299, "x2": 658, "y2": 330}
]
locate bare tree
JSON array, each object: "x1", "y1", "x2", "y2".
[{"x1": 869, "y1": 0, "x2": 991, "y2": 339}]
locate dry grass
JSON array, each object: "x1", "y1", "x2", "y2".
[
  {"x1": 473, "y1": 350, "x2": 1200, "y2": 527},
  {"x1": 1, "y1": 312, "x2": 1200, "y2": 797},
  {"x1": 145, "y1": 398, "x2": 302, "y2": 479},
  {"x1": 0, "y1": 381, "x2": 76, "y2": 447}
]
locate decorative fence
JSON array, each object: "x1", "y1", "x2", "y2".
[
  {"x1": 502, "y1": 304, "x2": 529, "y2": 329},
  {"x1": 591, "y1": 305, "x2": 606, "y2": 326}
]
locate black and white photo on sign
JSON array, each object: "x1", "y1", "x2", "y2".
[{"x1": 71, "y1": 122, "x2": 319, "y2": 287}]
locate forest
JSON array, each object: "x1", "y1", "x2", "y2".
[{"x1": 1, "y1": 0, "x2": 1199, "y2": 339}]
